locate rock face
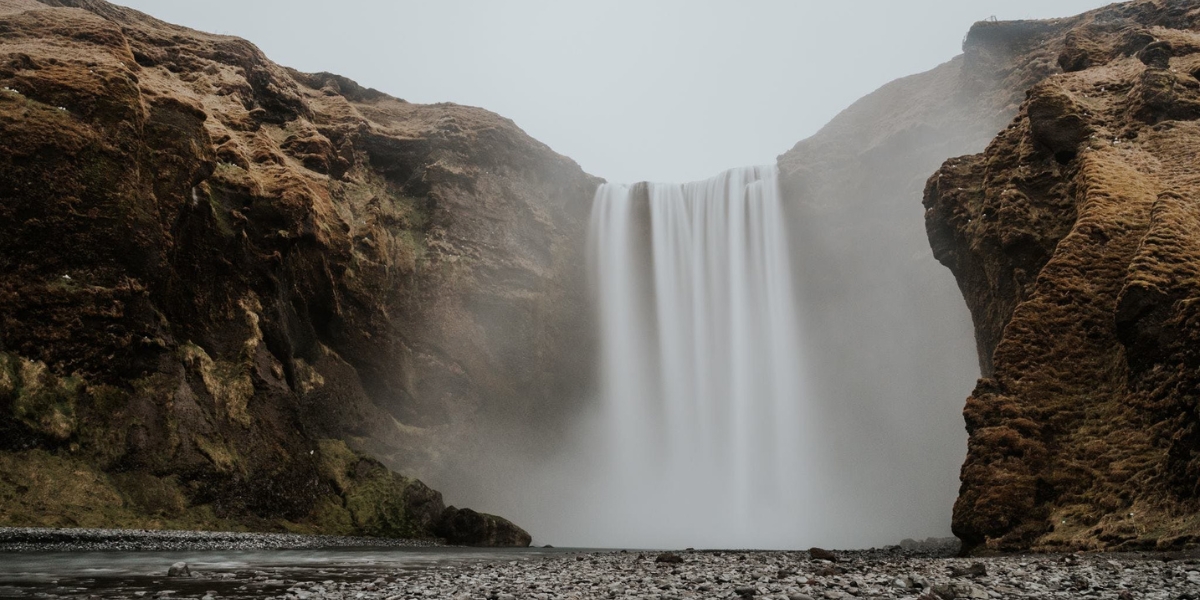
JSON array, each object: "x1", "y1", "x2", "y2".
[
  {"x1": 0, "y1": 0, "x2": 592, "y2": 541},
  {"x1": 434, "y1": 506, "x2": 532, "y2": 548},
  {"x1": 925, "y1": 0, "x2": 1200, "y2": 553}
]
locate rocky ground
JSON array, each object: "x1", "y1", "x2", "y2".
[
  {"x1": 14, "y1": 547, "x2": 1200, "y2": 600},
  {"x1": 371, "y1": 550, "x2": 1199, "y2": 600},
  {"x1": 923, "y1": 1, "x2": 1200, "y2": 552},
  {"x1": 0, "y1": 526, "x2": 440, "y2": 552}
]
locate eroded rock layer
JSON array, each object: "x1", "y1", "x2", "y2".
[
  {"x1": 0, "y1": 0, "x2": 595, "y2": 541},
  {"x1": 926, "y1": 0, "x2": 1200, "y2": 553}
]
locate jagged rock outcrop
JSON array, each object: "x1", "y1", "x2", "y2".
[
  {"x1": 0, "y1": 0, "x2": 592, "y2": 540},
  {"x1": 925, "y1": 0, "x2": 1200, "y2": 553},
  {"x1": 435, "y1": 506, "x2": 532, "y2": 548}
]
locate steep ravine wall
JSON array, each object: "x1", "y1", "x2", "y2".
[
  {"x1": 925, "y1": 0, "x2": 1200, "y2": 553},
  {"x1": 0, "y1": 0, "x2": 596, "y2": 543},
  {"x1": 7, "y1": 0, "x2": 1200, "y2": 555}
]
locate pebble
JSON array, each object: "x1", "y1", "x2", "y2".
[
  {"x1": 362, "y1": 549, "x2": 1197, "y2": 600},
  {"x1": 6, "y1": 541, "x2": 1199, "y2": 599}
]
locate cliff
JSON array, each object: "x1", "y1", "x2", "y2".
[
  {"x1": 925, "y1": 0, "x2": 1200, "y2": 553},
  {"x1": 0, "y1": 0, "x2": 596, "y2": 544}
]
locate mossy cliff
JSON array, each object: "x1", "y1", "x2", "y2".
[
  {"x1": 0, "y1": 0, "x2": 596, "y2": 543},
  {"x1": 925, "y1": 0, "x2": 1200, "y2": 553}
]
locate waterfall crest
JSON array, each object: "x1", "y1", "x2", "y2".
[{"x1": 587, "y1": 165, "x2": 826, "y2": 548}]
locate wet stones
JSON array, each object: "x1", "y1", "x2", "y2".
[
  {"x1": 11, "y1": 546, "x2": 1200, "y2": 599},
  {"x1": 948, "y1": 562, "x2": 987, "y2": 578}
]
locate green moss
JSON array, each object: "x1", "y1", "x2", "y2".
[
  {"x1": 0, "y1": 450, "x2": 254, "y2": 532},
  {"x1": 0, "y1": 450, "x2": 129, "y2": 528},
  {"x1": 293, "y1": 358, "x2": 327, "y2": 395},
  {"x1": 315, "y1": 439, "x2": 438, "y2": 539},
  {"x1": 309, "y1": 497, "x2": 355, "y2": 535},
  {"x1": 316, "y1": 438, "x2": 357, "y2": 493},
  {"x1": 111, "y1": 472, "x2": 187, "y2": 517},
  {"x1": 179, "y1": 342, "x2": 253, "y2": 427},
  {"x1": 72, "y1": 383, "x2": 131, "y2": 468},
  {"x1": 341, "y1": 463, "x2": 424, "y2": 538},
  {"x1": 4, "y1": 355, "x2": 80, "y2": 442},
  {"x1": 193, "y1": 434, "x2": 242, "y2": 474}
]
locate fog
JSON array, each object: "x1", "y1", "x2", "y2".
[
  {"x1": 118, "y1": 0, "x2": 1111, "y2": 184},
  {"x1": 112, "y1": 1, "x2": 1113, "y2": 548}
]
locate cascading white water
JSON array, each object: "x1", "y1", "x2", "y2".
[{"x1": 587, "y1": 165, "x2": 829, "y2": 549}]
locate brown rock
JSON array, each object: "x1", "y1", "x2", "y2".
[
  {"x1": 434, "y1": 506, "x2": 532, "y2": 547},
  {"x1": 0, "y1": 0, "x2": 589, "y2": 536},
  {"x1": 925, "y1": 0, "x2": 1200, "y2": 554},
  {"x1": 949, "y1": 563, "x2": 987, "y2": 578}
]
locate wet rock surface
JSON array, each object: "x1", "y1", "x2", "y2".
[{"x1": 10, "y1": 548, "x2": 1200, "y2": 599}]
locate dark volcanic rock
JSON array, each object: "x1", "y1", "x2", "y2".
[
  {"x1": 925, "y1": 0, "x2": 1200, "y2": 554},
  {"x1": 434, "y1": 506, "x2": 532, "y2": 547},
  {"x1": 0, "y1": 0, "x2": 594, "y2": 535}
]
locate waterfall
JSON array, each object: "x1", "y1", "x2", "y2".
[{"x1": 587, "y1": 165, "x2": 826, "y2": 549}]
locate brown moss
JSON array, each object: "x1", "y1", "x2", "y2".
[
  {"x1": 0, "y1": 0, "x2": 580, "y2": 540},
  {"x1": 0, "y1": 450, "x2": 128, "y2": 528},
  {"x1": 0, "y1": 354, "x2": 80, "y2": 442},
  {"x1": 926, "y1": 1, "x2": 1200, "y2": 554}
]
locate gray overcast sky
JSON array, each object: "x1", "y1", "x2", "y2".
[{"x1": 114, "y1": 1, "x2": 1112, "y2": 183}]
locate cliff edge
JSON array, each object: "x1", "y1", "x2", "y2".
[
  {"x1": 926, "y1": 0, "x2": 1200, "y2": 553},
  {"x1": 0, "y1": 0, "x2": 596, "y2": 543}
]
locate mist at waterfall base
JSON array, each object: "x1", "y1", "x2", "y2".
[
  {"x1": 398, "y1": 150, "x2": 980, "y2": 550},
  {"x1": 426, "y1": 164, "x2": 974, "y2": 551}
]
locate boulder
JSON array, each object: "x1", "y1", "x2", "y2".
[{"x1": 434, "y1": 506, "x2": 532, "y2": 547}]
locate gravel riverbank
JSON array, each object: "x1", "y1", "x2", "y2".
[
  {"x1": 0, "y1": 527, "x2": 441, "y2": 552},
  {"x1": 363, "y1": 548, "x2": 1200, "y2": 600},
  {"x1": 3, "y1": 535, "x2": 1198, "y2": 599}
]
